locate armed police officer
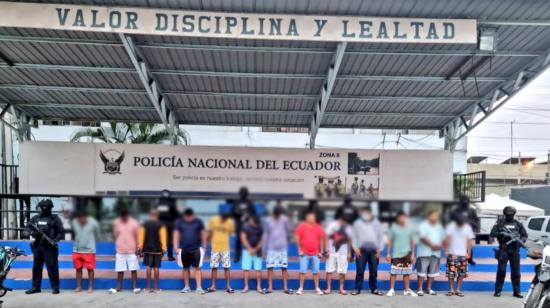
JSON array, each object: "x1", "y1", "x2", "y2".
[
  {"x1": 490, "y1": 206, "x2": 527, "y2": 298},
  {"x1": 23, "y1": 199, "x2": 64, "y2": 294}
]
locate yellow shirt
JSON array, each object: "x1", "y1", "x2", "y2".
[{"x1": 208, "y1": 216, "x2": 234, "y2": 252}]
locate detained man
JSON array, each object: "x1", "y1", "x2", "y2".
[
  {"x1": 174, "y1": 208, "x2": 207, "y2": 294},
  {"x1": 324, "y1": 215, "x2": 353, "y2": 295},
  {"x1": 351, "y1": 205, "x2": 384, "y2": 296},
  {"x1": 264, "y1": 202, "x2": 292, "y2": 294},
  {"x1": 416, "y1": 210, "x2": 445, "y2": 296},
  {"x1": 108, "y1": 207, "x2": 141, "y2": 294},
  {"x1": 240, "y1": 215, "x2": 265, "y2": 293},
  {"x1": 71, "y1": 210, "x2": 100, "y2": 293}
]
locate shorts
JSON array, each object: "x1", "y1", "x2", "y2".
[
  {"x1": 72, "y1": 252, "x2": 96, "y2": 270},
  {"x1": 181, "y1": 249, "x2": 201, "y2": 269},
  {"x1": 266, "y1": 250, "x2": 288, "y2": 269},
  {"x1": 416, "y1": 256, "x2": 441, "y2": 278},
  {"x1": 446, "y1": 255, "x2": 468, "y2": 278},
  {"x1": 115, "y1": 253, "x2": 140, "y2": 272},
  {"x1": 242, "y1": 250, "x2": 262, "y2": 271},
  {"x1": 211, "y1": 251, "x2": 231, "y2": 269},
  {"x1": 390, "y1": 254, "x2": 413, "y2": 275},
  {"x1": 299, "y1": 255, "x2": 320, "y2": 274},
  {"x1": 143, "y1": 253, "x2": 162, "y2": 268},
  {"x1": 326, "y1": 253, "x2": 348, "y2": 274}
]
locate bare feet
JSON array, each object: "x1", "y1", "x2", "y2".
[
  {"x1": 241, "y1": 288, "x2": 249, "y2": 293},
  {"x1": 87, "y1": 288, "x2": 93, "y2": 293},
  {"x1": 74, "y1": 288, "x2": 82, "y2": 293}
]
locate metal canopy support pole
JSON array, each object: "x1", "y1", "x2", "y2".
[
  {"x1": 309, "y1": 42, "x2": 347, "y2": 149},
  {"x1": 442, "y1": 47, "x2": 550, "y2": 144},
  {"x1": 118, "y1": 33, "x2": 177, "y2": 143}
]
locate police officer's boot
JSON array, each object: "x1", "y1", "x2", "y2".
[
  {"x1": 25, "y1": 287, "x2": 41, "y2": 294},
  {"x1": 513, "y1": 293, "x2": 523, "y2": 298},
  {"x1": 52, "y1": 289, "x2": 60, "y2": 294}
]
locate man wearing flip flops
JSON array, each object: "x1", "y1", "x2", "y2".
[{"x1": 206, "y1": 206, "x2": 235, "y2": 294}]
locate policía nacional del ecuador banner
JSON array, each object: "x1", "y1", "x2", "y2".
[
  {"x1": 0, "y1": 2, "x2": 477, "y2": 43},
  {"x1": 19, "y1": 142, "x2": 454, "y2": 201}
]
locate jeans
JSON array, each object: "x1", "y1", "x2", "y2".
[
  {"x1": 354, "y1": 249, "x2": 378, "y2": 292},
  {"x1": 299, "y1": 255, "x2": 320, "y2": 274}
]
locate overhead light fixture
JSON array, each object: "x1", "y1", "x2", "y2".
[{"x1": 479, "y1": 27, "x2": 498, "y2": 52}]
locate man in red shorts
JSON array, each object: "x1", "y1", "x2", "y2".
[{"x1": 71, "y1": 211, "x2": 100, "y2": 293}]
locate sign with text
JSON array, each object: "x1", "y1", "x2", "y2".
[
  {"x1": 0, "y1": 2, "x2": 477, "y2": 43},
  {"x1": 19, "y1": 142, "x2": 454, "y2": 200}
]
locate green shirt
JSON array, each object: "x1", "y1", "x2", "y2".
[{"x1": 388, "y1": 224, "x2": 413, "y2": 258}]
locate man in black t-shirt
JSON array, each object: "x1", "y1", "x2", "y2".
[
  {"x1": 174, "y1": 208, "x2": 207, "y2": 294},
  {"x1": 240, "y1": 216, "x2": 264, "y2": 293}
]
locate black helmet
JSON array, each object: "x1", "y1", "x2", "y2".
[
  {"x1": 37, "y1": 199, "x2": 54, "y2": 209},
  {"x1": 503, "y1": 206, "x2": 517, "y2": 216}
]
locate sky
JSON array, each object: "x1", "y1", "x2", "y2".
[{"x1": 467, "y1": 67, "x2": 550, "y2": 164}]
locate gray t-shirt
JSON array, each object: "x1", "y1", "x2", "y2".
[
  {"x1": 263, "y1": 215, "x2": 291, "y2": 252},
  {"x1": 72, "y1": 217, "x2": 100, "y2": 253}
]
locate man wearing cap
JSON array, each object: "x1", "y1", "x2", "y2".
[
  {"x1": 490, "y1": 206, "x2": 527, "y2": 298},
  {"x1": 24, "y1": 199, "x2": 64, "y2": 294}
]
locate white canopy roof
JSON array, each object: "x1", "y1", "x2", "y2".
[{"x1": 474, "y1": 193, "x2": 545, "y2": 217}]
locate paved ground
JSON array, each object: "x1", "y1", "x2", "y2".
[{"x1": 0, "y1": 290, "x2": 523, "y2": 308}]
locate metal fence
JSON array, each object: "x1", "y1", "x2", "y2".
[
  {"x1": 0, "y1": 164, "x2": 18, "y2": 194},
  {"x1": 454, "y1": 171, "x2": 486, "y2": 202}
]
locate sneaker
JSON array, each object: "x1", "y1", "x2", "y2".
[
  {"x1": 195, "y1": 288, "x2": 206, "y2": 295},
  {"x1": 295, "y1": 288, "x2": 304, "y2": 295},
  {"x1": 107, "y1": 288, "x2": 118, "y2": 294},
  {"x1": 386, "y1": 289, "x2": 395, "y2": 297},
  {"x1": 428, "y1": 289, "x2": 437, "y2": 296},
  {"x1": 180, "y1": 287, "x2": 191, "y2": 293},
  {"x1": 316, "y1": 288, "x2": 324, "y2": 296},
  {"x1": 133, "y1": 288, "x2": 142, "y2": 294},
  {"x1": 404, "y1": 289, "x2": 418, "y2": 297},
  {"x1": 417, "y1": 290, "x2": 424, "y2": 296}
]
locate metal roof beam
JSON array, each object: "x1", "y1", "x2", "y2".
[
  {"x1": 0, "y1": 63, "x2": 508, "y2": 82},
  {"x1": 0, "y1": 35, "x2": 542, "y2": 57},
  {"x1": 10, "y1": 102, "x2": 455, "y2": 118},
  {"x1": 442, "y1": 47, "x2": 550, "y2": 143},
  {"x1": 0, "y1": 84, "x2": 487, "y2": 103},
  {"x1": 118, "y1": 33, "x2": 177, "y2": 144},
  {"x1": 309, "y1": 42, "x2": 347, "y2": 149}
]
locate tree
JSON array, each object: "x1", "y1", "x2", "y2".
[{"x1": 70, "y1": 122, "x2": 190, "y2": 145}]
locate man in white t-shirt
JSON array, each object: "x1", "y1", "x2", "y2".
[
  {"x1": 444, "y1": 213, "x2": 474, "y2": 297},
  {"x1": 324, "y1": 216, "x2": 353, "y2": 295}
]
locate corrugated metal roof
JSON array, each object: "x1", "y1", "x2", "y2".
[{"x1": 1, "y1": 0, "x2": 550, "y2": 130}]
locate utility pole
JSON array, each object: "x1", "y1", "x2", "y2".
[{"x1": 510, "y1": 120, "x2": 514, "y2": 165}]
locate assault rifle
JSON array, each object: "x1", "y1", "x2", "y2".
[{"x1": 28, "y1": 223, "x2": 58, "y2": 248}]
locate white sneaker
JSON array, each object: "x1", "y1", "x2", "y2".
[
  {"x1": 404, "y1": 289, "x2": 418, "y2": 297},
  {"x1": 295, "y1": 288, "x2": 304, "y2": 295},
  {"x1": 180, "y1": 287, "x2": 191, "y2": 293},
  {"x1": 315, "y1": 288, "x2": 324, "y2": 295},
  {"x1": 107, "y1": 288, "x2": 118, "y2": 294},
  {"x1": 386, "y1": 289, "x2": 395, "y2": 297},
  {"x1": 428, "y1": 289, "x2": 437, "y2": 296},
  {"x1": 133, "y1": 288, "x2": 142, "y2": 294},
  {"x1": 417, "y1": 290, "x2": 424, "y2": 296}
]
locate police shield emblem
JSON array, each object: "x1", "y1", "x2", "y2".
[{"x1": 99, "y1": 149, "x2": 125, "y2": 174}]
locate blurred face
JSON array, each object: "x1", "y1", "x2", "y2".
[
  {"x1": 428, "y1": 211, "x2": 440, "y2": 224},
  {"x1": 305, "y1": 212, "x2": 316, "y2": 224},
  {"x1": 183, "y1": 213, "x2": 194, "y2": 223},
  {"x1": 397, "y1": 214, "x2": 407, "y2": 225},
  {"x1": 149, "y1": 210, "x2": 159, "y2": 221},
  {"x1": 77, "y1": 215, "x2": 88, "y2": 225},
  {"x1": 361, "y1": 210, "x2": 372, "y2": 221}
]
